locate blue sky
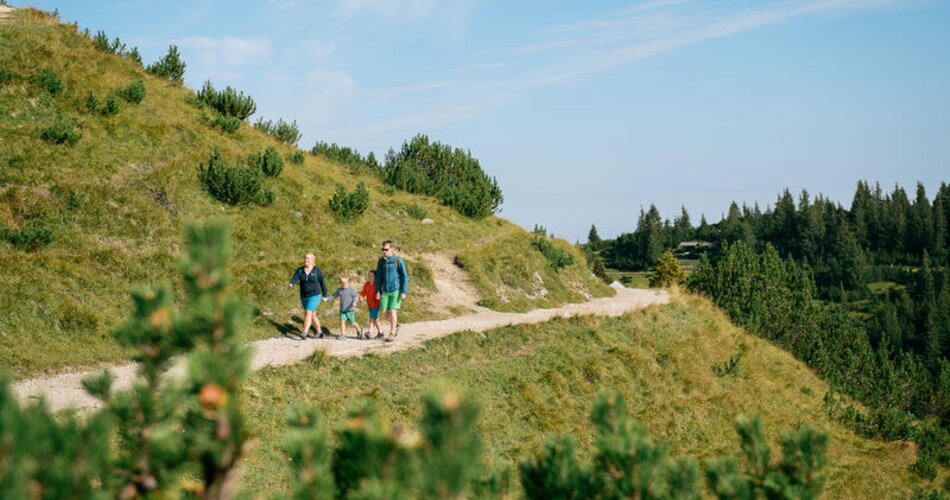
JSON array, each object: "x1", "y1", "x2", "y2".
[{"x1": 26, "y1": 0, "x2": 950, "y2": 241}]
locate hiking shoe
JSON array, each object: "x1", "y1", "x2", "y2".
[
  {"x1": 393, "y1": 324, "x2": 401, "y2": 338},
  {"x1": 317, "y1": 332, "x2": 325, "y2": 339},
  {"x1": 374, "y1": 332, "x2": 385, "y2": 340}
]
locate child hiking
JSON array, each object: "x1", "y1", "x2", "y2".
[
  {"x1": 288, "y1": 253, "x2": 328, "y2": 340},
  {"x1": 325, "y1": 276, "x2": 363, "y2": 340},
  {"x1": 375, "y1": 240, "x2": 409, "y2": 342},
  {"x1": 359, "y1": 270, "x2": 384, "y2": 339}
]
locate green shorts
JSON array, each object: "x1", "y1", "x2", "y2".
[
  {"x1": 339, "y1": 311, "x2": 356, "y2": 323},
  {"x1": 379, "y1": 291, "x2": 402, "y2": 311}
]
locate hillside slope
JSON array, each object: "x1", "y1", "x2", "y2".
[
  {"x1": 238, "y1": 294, "x2": 930, "y2": 497},
  {"x1": 0, "y1": 8, "x2": 611, "y2": 378}
]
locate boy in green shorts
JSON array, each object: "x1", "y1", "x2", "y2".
[
  {"x1": 325, "y1": 276, "x2": 363, "y2": 339},
  {"x1": 375, "y1": 240, "x2": 409, "y2": 341}
]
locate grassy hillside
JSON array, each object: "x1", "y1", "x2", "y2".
[
  {"x1": 237, "y1": 293, "x2": 935, "y2": 497},
  {"x1": 0, "y1": 8, "x2": 610, "y2": 378}
]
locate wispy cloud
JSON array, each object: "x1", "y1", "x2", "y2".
[
  {"x1": 312, "y1": 0, "x2": 906, "y2": 145},
  {"x1": 332, "y1": 0, "x2": 477, "y2": 30},
  {"x1": 177, "y1": 36, "x2": 272, "y2": 66},
  {"x1": 372, "y1": 0, "x2": 904, "y2": 107}
]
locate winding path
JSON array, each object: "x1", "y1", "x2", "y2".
[{"x1": 13, "y1": 286, "x2": 668, "y2": 413}]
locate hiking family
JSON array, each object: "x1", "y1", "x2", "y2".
[{"x1": 288, "y1": 239, "x2": 409, "y2": 342}]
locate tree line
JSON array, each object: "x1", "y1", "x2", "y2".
[{"x1": 586, "y1": 180, "x2": 950, "y2": 482}]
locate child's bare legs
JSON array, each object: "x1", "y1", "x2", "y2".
[{"x1": 370, "y1": 319, "x2": 381, "y2": 334}]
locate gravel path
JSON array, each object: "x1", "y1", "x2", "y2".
[{"x1": 13, "y1": 286, "x2": 669, "y2": 413}]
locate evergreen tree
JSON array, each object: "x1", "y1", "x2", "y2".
[
  {"x1": 932, "y1": 195, "x2": 948, "y2": 263},
  {"x1": 909, "y1": 183, "x2": 934, "y2": 259},
  {"x1": 672, "y1": 205, "x2": 693, "y2": 245},
  {"x1": 650, "y1": 250, "x2": 686, "y2": 288},
  {"x1": 696, "y1": 214, "x2": 718, "y2": 242},
  {"x1": 635, "y1": 205, "x2": 666, "y2": 269},
  {"x1": 587, "y1": 224, "x2": 603, "y2": 251}
]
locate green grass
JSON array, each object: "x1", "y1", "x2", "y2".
[
  {"x1": 607, "y1": 269, "x2": 652, "y2": 288},
  {"x1": 0, "y1": 8, "x2": 611, "y2": 378},
  {"x1": 457, "y1": 230, "x2": 613, "y2": 312},
  {"x1": 868, "y1": 281, "x2": 905, "y2": 294},
  {"x1": 237, "y1": 294, "x2": 930, "y2": 497}
]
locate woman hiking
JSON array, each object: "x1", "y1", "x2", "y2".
[{"x1": 288, "y1": 252, "x2": 328, "y2": 339}]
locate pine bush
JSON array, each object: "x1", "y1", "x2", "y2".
[
  {"x1": 100, "y1": 95, "x2": 120, "y2": 116},
  {"x1": 40, "y1": 118, "x2": 81, "y2": 146},
  {"x1": 147, "y1": 45, "x2": 186, "y2": 83},
  {"x1": 84, "y1": 91, "x2": 99, "y2": 113},
  {"x1": 289, "y1": 151, "x2": 305, "y2": 165},
  {"x1": 117, "y1": 79, "x2": 146, "y2": 104},
  {"x1": 251, "y1": 146, "x2": 284, "y2": 177},
  {"x1": 254, "y1": 117, "x2": 301, "y2": 144},
  {"x1": 328, "y1": 183, "x2": 370, "y2": 221},
  {"x1": 1, "y1": 225, "x2": 54, "y2": 251},
  {"x1": 406, "y1": 204, "x2": 427, "y2": 220},
  {"x1": 531, "y1": 231, "x2": 574, "y2": 271},
  {"x1": 34, "y1": 67, "x2": 63, "y2": 95},
  {"x1": 198, "y1": 149, "x2": 273, "y2": 206},
  {"x1": 650, "y1": 250, "x2": 686, "y2": 287},
  {"x1": 92, "y1": 30, "x2": 125, "y2": 54},
  {"x1": 311, "y1": 141, "x2": 378, "y2": 172},
  {"x1": 197, "y1": 80, "x2": 256, "y2": 120},
  {"x1": 705, "y1": 415, "x2": 828, "y2": 499},
  {"x1": 384, "y1": 134, "x2": 503, "y2": 219},
  {"x1": 206, "y1": 113, "x2": 241, "y2": 134},
  {"x1": 128, "y1": 47, "x2": 143, "y2": 66}
]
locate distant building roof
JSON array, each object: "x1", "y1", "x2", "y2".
[{"x1": 677, "y1": 240, "x2": 715, "y2": 249}]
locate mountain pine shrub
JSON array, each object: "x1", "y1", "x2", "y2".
[
  {"x1": 705, "y1": 415, "x2": 828, "y2": 499},
  {"x1": 311, "y1": 141, "x2": 379, "y2": 172},
  {"x1": 147, "y1": 45, "x2": 186, "y2": 83},
  {"x1": 406, "y1": 204, "x2": 427, "y2": 220},
  {"x1": 197, "y1": 80, "x2": 256, "y2": 120},
  {"x1": 117, "y1": 79, "x2": 146, "y2": 104},
  {"x1": 384, "y1": 134, "x2": 502, "y2": 219},
  {"x1": 92, "y1": 30, "x2": 125, "y2": 54},
  {"x1": 650, "y1": 249, "x2": 686, "y2": 287},
  {"x1": 328, "y1": 183, "x2": 370, "y2": 221},
  {"x1": 251, "y1": 146, "x2": 284, "y2": 177},
  {"x1": 40, "y1": 118, "x2": 81, "y2": 145},
  {"x1": 531, "y1": 226, "x2": 574, "y2": 271},
  {"x1": 205, "y1": 113, "x2": 241, "y2": 134},
  {"x1": 34, "y1": 67, "x2": 63, "y2": 95},
  {"x1": 253, "y1": 117, "x2": 301, "y2": 144},
  {"x1": 198, "y1": 149, "x2": 273, "y2": 206},
  {"x1": 100, "y1": 95, "x2": 120, "y2": 116},
  {"x1": 289, "y1": 150, "x2": 305, "y2": 165},
  {"x1": 1, "y1": 225, "x2": 54, "y2": 251},
  {"x1": 84, "y1": 91, "x2": 98, "y2": 113},
  {"x1": 128, "y1": 46, "x2": 143, "y2": 66}
]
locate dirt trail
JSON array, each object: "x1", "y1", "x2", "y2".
[
  {"x1": 415, "y1": 252, "x2": 489, "y2": 314},
  {"x1": 0, "y1": 6, "x2": 15, "y2": 19},
  {"x1": 13, "y1": 254, "x2": 669, "y2": 413}
]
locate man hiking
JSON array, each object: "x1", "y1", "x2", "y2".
[{"x1": 375, "y1": 240, "x2": 409, "y2": 341}]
